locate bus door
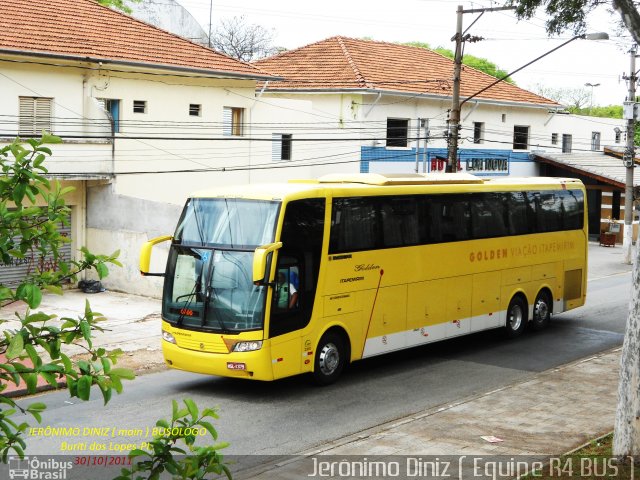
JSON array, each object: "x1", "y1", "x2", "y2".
[{"x1": 268, "y1": 198, "x2": 325, "y2": 379}]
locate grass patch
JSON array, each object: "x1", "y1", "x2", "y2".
[{"x1": 528, "y1": 433, "x2": 640, "y2": 479}]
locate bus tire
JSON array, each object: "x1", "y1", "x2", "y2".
[
  {"x1": 313, "y1": 331, "x2": 347, "y2": 386},
  {"x1": 531, "y1": 290, "x2": 552, "y2": 331},
  {"x1": 505, "y1": 295, "x2": 527, "y2": 338}
]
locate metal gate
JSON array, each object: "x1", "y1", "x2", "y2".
[{"x1": 0, "y1": 213, "x2": 72, "y2": 288}]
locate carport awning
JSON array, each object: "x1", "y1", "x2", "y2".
[{"x1": 532, "y1": 150, "x2": 640, "y2": 195}]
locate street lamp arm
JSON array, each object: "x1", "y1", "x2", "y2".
[{"x1": 460, "y1": 34, "x2": 587, "y2": 108}]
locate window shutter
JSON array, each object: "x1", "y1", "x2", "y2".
[
  {"x1": 19, "y1": 97, "x2": 52, "y2": 136},
  {"x1": 19, "y1": 97, "x2": 35, "y2": 135},
  {"x1": 35, "y1": 98, "x2": 52, "y2": 134},
  {"x1": 223, "y1": 107, "x2": 232, "y2": 136},
  {"x1": 272, "y1": 134, "x2": 282, "y2": 161}
]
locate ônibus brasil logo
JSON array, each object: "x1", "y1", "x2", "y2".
[{"x1": 8, "y1": 456, "x2": 73, "y2": 479}]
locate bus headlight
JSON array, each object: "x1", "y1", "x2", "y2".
[
  {"x1": 232, "y1": 341, "x2": 263, "y2": 352},
  {"x1": 162, "y1": 330, "x2": 177, "y2": 344}
]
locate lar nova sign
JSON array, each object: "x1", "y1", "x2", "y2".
[{"x1": 430, "y1": 157, "x2": 509, "y2": 174}]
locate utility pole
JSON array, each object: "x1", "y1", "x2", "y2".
[
  {"x1": 208, "y1": 0, "x2": 213, "y2": 48},
  {"x1": 422, "y1": 119, "x2": 429, "y2": 173},
  {"x1": 447, "y1": 6, "x2": 464, "y2": 173},
  {"x1": 414, "y1": 118, "x2": 421, "y2": 173},
  {"x1": 447, "y1": 5, "x2": 516, "y2": 173},
  {"x1": 623, "y1": 45, "x2": 637, "y2": 265}
]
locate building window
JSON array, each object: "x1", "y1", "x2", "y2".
[
  {"x1": 473, "y1": 122, "x2": 484, "y2": 144},
  {"x1": 562, "y1": 134, "x2": 572, "y2": 153},
  {"x1": 501, "y1": 114, "x2": 506, "y2": 123},
  {"x1": 612, "y1": 191, "x2": 621, "y2": 220},
  {"x1": 97, "y1": 98, "x2": 121, "y2": 133},
  {"x1": 615, "y1": 128, "x2": 621, "y2": 144},
  {"x1": 189, "y1": 104, "x2": 201, "y2": 117},
  {"x1": 133, "y1": 100, "x2": 147, "y2": 114},
  {"x1": 223, "y1": 107, "x2": 244, "y2": 136},
  {"x1": 386, "y1": 118, "x2": 409, "y2": 147},
  {"x1": 591, "y1": 132, "x2": 601, "y2": 151},
  {"x1": 551, "y1": 133, "x2": 558, "y2": 145},
  {"x1": 513, "y1": 125, "x2": 529, "y2": 150},
  {"x1": 272, "y1": 133, "x2": 292, "y2": 161},
  {"x1": 19, "y1": 97, "x2": 53, "y2": 136}
]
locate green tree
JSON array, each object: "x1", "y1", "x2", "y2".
[
  {"x1": 507, "y1": 0, "x2": 640, "y2": 460},
  {"x1": 0, "y1": 134, "x2": 128, "y2": 458},
  {"x1": 570, "y1": 105, "x2": 623, "y2": 117},
  {"x1": 96, "y1": 0, "x2": 141, "y2": 15},
  {"x1": 507, "y1": 0, "x2": 640, "y2": 43},
  {"x1": 0, "y1": 135, "x2": 229, "y2": 478},
  {"x1": 403, "y1": 42, "x2": 514, "y2": 83}
]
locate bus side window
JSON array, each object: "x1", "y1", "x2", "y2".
[
  {"x1": 274, "y1": 265, "x2": 299, "y2": 311},
  {"x1": 269, "y1": 198, "x2": 324, "y2": 338}
]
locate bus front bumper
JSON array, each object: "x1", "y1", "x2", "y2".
[{"x1": 162, "y1": 341, "x2": 275, "y2": 381}]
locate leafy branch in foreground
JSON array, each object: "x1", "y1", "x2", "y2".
[
  {"x1": 0, "y1": 134, "x2": 132, "y2": 460},
  {"x1": 116, "y1": 399, "x2": 231, "y2": 480}
]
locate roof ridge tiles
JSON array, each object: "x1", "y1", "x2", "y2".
[{"x1": 336, "y1": 36, "x2": 371, "y2": 89}]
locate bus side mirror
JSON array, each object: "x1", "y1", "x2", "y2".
[
  {"x1": 253, "y1": 242, "x2": 283, "y2": 285},
  {"x1": 140, "y1": 235, "x2": 173, "y2": 276}
]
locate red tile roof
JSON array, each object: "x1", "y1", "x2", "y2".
[
  {"x1": 255, "y1": 36, "x2": 558, "y2": 107},
  {"x1": 0, "y1": 0, "x2": 271, "y2": 79}
]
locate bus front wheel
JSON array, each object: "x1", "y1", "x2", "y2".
[
  {"x1": 505, "y1": 296, "x2": 527, "y2": 338},
  {"x1": 313, "y1": 332, "x2": 346, "y2": 386},
  {"x1": 531, "y1": 290, "x2": 552, "y2": 331}
]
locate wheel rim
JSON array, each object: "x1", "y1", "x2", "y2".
[
  {"x1": 535, "y1": 298, "x2": 549, "y2": 322},
  {"x1": 318, "y1": 342, "x2": 340, "y2": 376},
  {"x1": 509, "y1": 304, "x2": 523, "y2": 331}
]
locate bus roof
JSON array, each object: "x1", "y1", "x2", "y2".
[
  {"x1": 189, "y1": 174, "x2": 584, "y2": 200},
  {"x1": 315, "y1": 172, "x2": 484, "y2": 185}
]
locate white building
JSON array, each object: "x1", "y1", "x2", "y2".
[{"x1": 255, "y1": 37, "x2": 624, "y2": 177}]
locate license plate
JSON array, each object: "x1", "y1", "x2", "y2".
[{"x1": 227, "y1": 362, "x2": 246, "y2": 371}]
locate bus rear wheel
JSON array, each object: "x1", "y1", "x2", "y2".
[
  {"x1": 531, "y1": 290, "x2": 552, "y2": 331},
  {"x1": 505, "y1": 296, "x2": 527, "y2": 338},
  {"x1": 313, "y1": 332, "x2": 347, "y2": 386}
]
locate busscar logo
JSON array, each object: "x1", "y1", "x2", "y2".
[{"x1": 9, "y1": 456, "x2": 73, "y2": 479}]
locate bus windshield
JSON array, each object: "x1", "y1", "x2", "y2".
[{"x1": 163, "y1": 199, "x2": 279, "y2": 332}]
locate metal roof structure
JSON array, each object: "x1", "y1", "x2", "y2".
[{"x1": 532, "y1": 149, "x2": 640, "y2": 196}]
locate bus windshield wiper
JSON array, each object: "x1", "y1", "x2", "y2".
[{"x1": 201, "y1": 250, "x2": 231, "y2": 333}]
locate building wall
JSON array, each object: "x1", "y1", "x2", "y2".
[{"x1": 86, "y1": 183, "x2": 181, "y2": 296}]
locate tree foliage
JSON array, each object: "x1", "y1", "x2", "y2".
[
  {"x1": 0, "y1": 134, "x2": 128, "y2": 459},
  {"x1": 507, "y1": 0, "x2": 640, "y2": 43},
  {"x1": 0, "y1": 135, "x2": 229, "y2": 477},
  {"x1": 571, "y1": 104, "x2": 624, "y2": 117},
  {"x1": 210, "y1": 16, "x2": 279, "y2": 62},
  {"x1": 95, "y1": 0, "x2": 141, "y2": 15},
  {"x1": 507, "y1": 0, "x2": 601, "y2": 36},
  {"x1": 403, "y1": 42, "x2": 515, "y2": 83},
  {"x1": 116, "y1": 399, "x2": 230, "y2": 480}
]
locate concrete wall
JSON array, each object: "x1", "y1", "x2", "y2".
[{"x1": 86, "y1": 184, "x2": 182, "y2": 297}]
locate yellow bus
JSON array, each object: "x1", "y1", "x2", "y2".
[{"x1": 140, "y1": 173, "x2": 587, "y2": 385}]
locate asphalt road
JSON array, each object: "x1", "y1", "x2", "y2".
[{"x1": 21, "y1": 270, "x2": 630, "y2": 457}]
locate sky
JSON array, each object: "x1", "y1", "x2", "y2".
[{"x1": 175, "y1": 0, "x2": 631, "y2": 108}]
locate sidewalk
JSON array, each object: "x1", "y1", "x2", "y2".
[
  {"x1": 235, "y1": 347, "x2": 621, "y2": 479},
  {"x1": 0, "y1": 241, "x2": 635, "y2": 467},
  {"x1": 0, "y1": 290, "x2": 163, "y2": 395}
]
